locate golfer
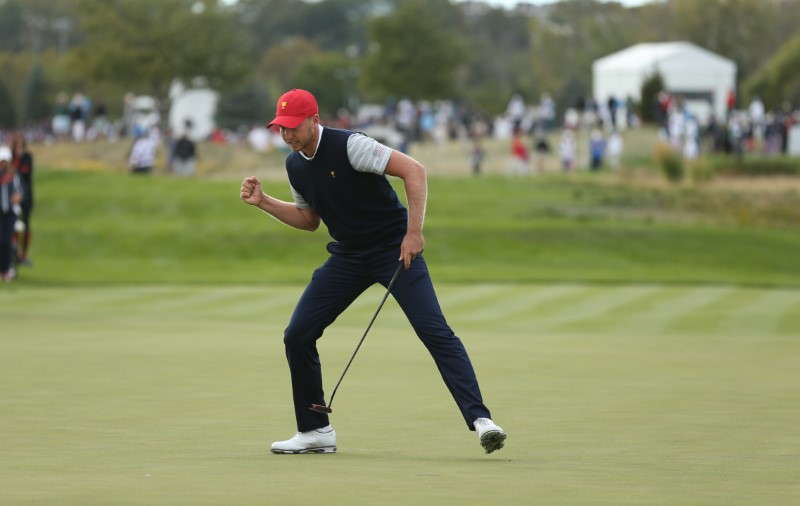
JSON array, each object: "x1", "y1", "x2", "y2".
[{"x1": 240, "y1": 89, "x2": 506, "y2": 454}]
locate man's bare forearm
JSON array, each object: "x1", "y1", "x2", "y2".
[{"x1": 256, "y1": 193, "x2": 320, "y2": 231}]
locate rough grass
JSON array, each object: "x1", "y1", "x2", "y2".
[{"x1": 14, "y1": 167, "x2": 800, "y2": 287}]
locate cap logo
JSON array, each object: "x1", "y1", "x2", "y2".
[{"x1": 281, "y1": 101, "x2": 287, "y2": 109}]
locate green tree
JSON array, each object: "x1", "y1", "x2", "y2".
[
  {"x1": 540, "y1": 0, "x2": 642, "y2": 114},
  {"x1": 0, "y1": 79, "x2": 16, "y2": 128},
  {"x1": 21, "y1": 63, "x2": 50, "y2": 124},
  {"x1": 71, "y1": 0, "x2": 254, "y2": 124},
  {"x1": 640, "y1": 71, "x2": 665, "y2": 124},
  {"x1": 361, "y1": 0, "x2": 464, "y2": 101},
  {"x1": 1, "y1": 0, "x2": 82, "y2": 54},
  {"x1": 666, "y1": 0, "x2": 789, "y2": 83},
  {"x1": 0, "y1": 0, "x2": 26, "y2": 52},
  {"x1": 235, "y1": 0, "x2": 369, "y2": 54},
  {"x1": 257, "y1": 38, "x2": 321, "y2": 99},
  {"x1": 290, "y1": 52, "x2": 352, "y2": 116},
  {"x1": 743, "y1": 30, "x2": 800, "y2": 109},
  {"x1": 215, "y1": 82, "x2": 271, "y2": 130},
  {"x1": 459, "y1": 6, "x2": 530, "y2": 112}
]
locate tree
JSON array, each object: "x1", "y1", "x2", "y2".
[
  {"x1": 666, "y1": 0, "x2": 790, "y2": 83},
  {"x1": 0, "y1": 0, "x2": 26, "y2": 52},
  {"x1": 743, "y1": 30, "x2": 800, "y2": 109},
  {"x1": 291, "y1": 52, "x2": 353, "y2": 116},
  {"x1": 215, "y1": 83, "x2": 271, "y2": 130},
  {"x1": 540, "y1": 0, "x2": 642, "y2": 115},
  {"x1": 0, "y1": 79, "x2": 17, "y2": 128},
  {"x1": 71, "y1": 0, "x2": 254, "y2": 126},
  {"x1": 459, "y1": 6, "x2": 530, "y2": 112},
  {"x1": 235, "y1": 0, "x2": 368, "y2": 54},
  {"x1": 21, "y1": 63, "x2": 49, "y2": 124},
  {"x1": 361, "y1": 0, "x2": 465, "y2": 101},
  {"x1": 257, "y1": 38, "x2": 321, "y2": 99},
  {"x1": 640, "y1": 71, "x2": 665, "y2": 124}
]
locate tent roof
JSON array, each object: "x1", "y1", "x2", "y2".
[{"x1": 593, "y1": 41, "x2": 736, "y2": 73}]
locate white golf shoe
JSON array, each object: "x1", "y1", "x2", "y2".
[
  {"x1": 474, "y1": 418, "x2": 507, "y2": 454},
  {"x1": 271, "y1": 427, "x2": 337, "y2": 454}
]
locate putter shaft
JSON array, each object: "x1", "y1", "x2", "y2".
[{"x1": 310, "y1": 260, "x2": 405, "y2": 413}]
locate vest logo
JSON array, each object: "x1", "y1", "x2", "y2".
[{"x1": 281, "y1": 101, "x2": 287, "y2": 109}]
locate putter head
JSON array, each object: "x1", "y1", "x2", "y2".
[{"x1": 310, "y1": 404, "x2": 332, "y2": 414}]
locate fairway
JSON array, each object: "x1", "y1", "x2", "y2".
[{"x1": 2, "y1": 283, "x2": 799, "y2": 505}]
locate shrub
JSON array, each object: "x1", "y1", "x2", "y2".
[{"x1": 652, "y1": 142, "x2": 684, "y2": 183}]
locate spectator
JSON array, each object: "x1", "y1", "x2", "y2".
[
  {"x1": 247, "y1": 124, "x2": 271, "y2": 152},
  {"x1": 748, "y1": 95, "x2": 765, "y2": 152},
  {"x1": 69, "y1": 92, "x2": 88, "y2": 142},
  {"x1": 606, "y1": 130, "x2": 623, "y2": 170},
  {"x1": 683, "y1": 116, "x2": 700, "y2": 161},
  {"x1": 507, "y1": 94, "x2": 526, "y2": 132},
  {"x1": 589, "y1": 128, "x2": 606, "y2": 170},
  {"x1": 559, "y1": 128, "x2": 577, "y2": 171},
  {"x1": 172, "y1": 128, "x2": 197, "y2": 177},
  {"x1": 607, "y1": 95, "x2": 618, "y2": 130},
  {"x1": 128, "y1": 130, "x2": 158, "y2": 174},
  {"x1": 91, "y1": 99, "x2": 108, "y2": 141},
  {"x1": 533, "y1": 127, "x2": 551, "y2": 173},
  {"x1": 625, "y1": 95, "x2": 636, "y2": 129},
  {"x1": 508, "y1": 128, "x2": 530, "y2": 175},
  {"x1": 540, "y1": 93, "x2": 556, "y2": 132},
  {"x1": 52, "y1": 92, "x2": 71, "y2": 141},
  {"x1": 726, "y1": 88, "x2": 737, "y2": 119},
  {"x1": 10, "y1": 135, "x2": 33, "y2": 265},
  {"x1": 470, "y1": 136, "x2": 485, "y2": 176},
  {"x1": 0, "y1": 145, "x2": 22, "y2": 282}
]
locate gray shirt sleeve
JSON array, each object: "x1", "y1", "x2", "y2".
[
  {"x1": 347, "y1": 133, "x2": 393, "y2": 175},
  {"x1": 290, "y1": 184, "x2": 310, "y2": 209}
]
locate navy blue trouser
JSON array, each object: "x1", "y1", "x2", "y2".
[{"x1": 283, "y1": 248, "x2": 492, "y2": 432}]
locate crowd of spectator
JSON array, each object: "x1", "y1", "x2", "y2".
[{"x1": 2, "y1": 88, "x2": 799, "y2": 177}]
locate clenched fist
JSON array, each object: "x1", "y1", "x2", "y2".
[{"x1": 240, "y1": 176, "x2": 264, "y2": 206}]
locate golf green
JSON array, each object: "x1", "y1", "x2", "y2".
[{"x1": 2, "y1": 283, "x2": 798, "y2": 504}]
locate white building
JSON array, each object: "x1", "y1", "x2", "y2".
[{"x1": 592, "y1": 42, "x2": 737, "y2": 125}]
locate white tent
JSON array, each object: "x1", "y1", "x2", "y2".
[
  {"x1": 169, "y1": 79, "x2": 219, "y2": 141},
  {"x1": 592, "y1": 42, "x2": 737, "y2": 125}
]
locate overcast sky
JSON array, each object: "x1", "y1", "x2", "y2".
[
  {"x1": 229, "y1": 0, "x2": 662, "y2": 7},
  {"x1": 456, "y1": 0, "x2": 659, "y2": 7}
]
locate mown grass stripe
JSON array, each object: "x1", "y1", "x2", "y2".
[
  {"x1": 457, "y1": 284, "x2": 584, "y2": 323},
  {"x1": 776, "y1": 297, "x2": 800, "y2": 335},
  {"x1": 715, "y1": 289, "x2": 800, "y2": 336},
  {"x1": 664, "y1": 287, "x2": 768, "y2": 335},
  {"x1": 618, "y1": 286, "x2": 736, "y2": 335},
  {"x1": 546, "y1": 285, "x2": 664, "y2": 333},
  {"x1": 555, "y1": 285, "x2": 687, "y2": 335},
  {"x1": 437, "y1": 284, "x2": 514, "y2": 312},
  {"x1": 504, "y1": 284, "x2": 605, "y2": 324}
]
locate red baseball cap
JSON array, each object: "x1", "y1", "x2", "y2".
[{"x1": 267, "y1": 89, "x2": 319, "y2": 129}]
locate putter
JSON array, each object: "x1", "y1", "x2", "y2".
[{"x1": 310, "y1": 260, "x2": 405, "y2": 414}]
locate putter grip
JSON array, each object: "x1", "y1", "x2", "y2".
[{"x1": 388, "y1": 260, "x2": 404, "y2": 291}]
